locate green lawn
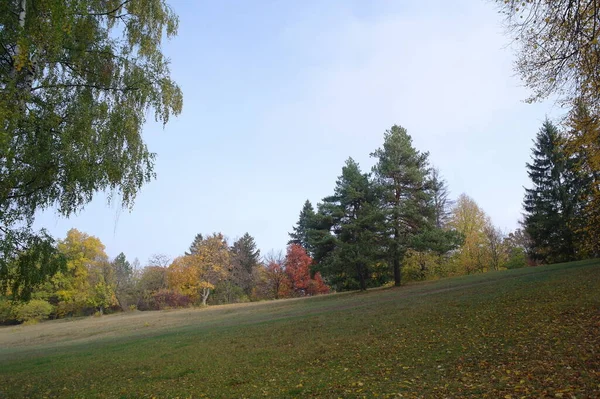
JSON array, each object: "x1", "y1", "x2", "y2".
[{"x1": 1, "y1": 260, "x2": 599, "y2": 398}]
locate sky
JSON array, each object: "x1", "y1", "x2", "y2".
[{"x1": 34, "y1": 0, "x2": 563, "y2": 265}]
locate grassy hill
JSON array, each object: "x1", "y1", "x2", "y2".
[{"x1": 1, "y1": 260, "x2": 599, "y2": 398}]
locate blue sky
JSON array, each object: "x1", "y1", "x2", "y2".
[{"x1": 34, "y1": 0, "x2": 562, "y2": 264}]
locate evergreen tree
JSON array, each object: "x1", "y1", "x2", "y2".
[
  {"x1": 371, "y1": 125, "x2": 433, "y2": 286},
  {"x1": 230, "y1": 233, "x2": 260, "y2": 295},
  {"x1": 429, "y1": 167, "x2": 453, "y2": 229},
  {"x1": 288, "y1": 200, "x2": 316, "y2": 251},
  {"x1": 185, "y1": 234, "x2": 204, "y2": 256},
  {"x1": 523, "y1": 120, "x2": 585, "y2": 263},
  {"x1": 311, "y1": 158, "x2": 382, "y2": 291}
]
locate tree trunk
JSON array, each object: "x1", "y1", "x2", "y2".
[
  {"x1": 201, "y1": 288, "x2": 210, "y2": 306},
  {"x1": 393, "y1": 227, "x2": 401, "y2": 286},
  {"x1": 358, "y1": 264, "x2": 367, "y2": 291}
]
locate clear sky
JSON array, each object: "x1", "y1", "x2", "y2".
[{"x1": 34, "y1": 0, "x2": 562, "y2": 265}]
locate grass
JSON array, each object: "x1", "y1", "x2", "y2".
[{"x1": 1, "y1": 260, "x2": 599, "y2": 398}]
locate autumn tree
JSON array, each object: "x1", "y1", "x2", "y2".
[
  {"x1": 168, "y1": 233, "x2": 229, "y2": 306},
  {"x1": 53, "y1": 229, "x2": 116, "y2": 315},
  {"x1": 566, "y1": 103, "x2": 600, "y2": 257},
  {"x1": 371, "y1": 125, "x2": 432, "y2": 286},
  {"x1": 262, "y1": 252, "x2": 290, "y2": 300},
  {"x1": 449, "y1": 194, "x2": 490, "y2": 274},
  {"x1": 0, "y1": 0, "x2": 183, "y2": 290},
  {"x1": 523, "y1": 120, "x2": 585, "y2": 263},
  {"x1": 288, "y1": 200, "x2": 316, "y2": 251}
]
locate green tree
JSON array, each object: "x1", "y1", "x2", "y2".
[
  {"x1": 288, "y1": 200, "x2": 316, "y2": 251},
  {"x1": 371, "y1": 125, "x2": 432, "y2": 286},
  {"x1": 313, "y1": 158, "x2": 382, "y2": 291},
  {"x1": 429, "y1": 168, "x2": 453, "y2": 229},
  {"x1": 1, "y1": 0, "x2": 183, "y2": 289},
  {"x1": 523, "y1": 120, "x2": 585, "y2": 263},
  {"x1": 230, "y1": 233, "x2": 260, "y2": 297},
  {"x1": 112, "y1": 252, "x2": 133, "y2": 310},
  {"x1": 185, "y1": 234, "x2": 204, "y2": 256}
]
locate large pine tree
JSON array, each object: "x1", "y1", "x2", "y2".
[
  {"x1": 371, "y1": 125, "x2": 433, "y2": 286},
  {"x1": 310, "y1": 158, "x2": 382, "y2": 291},
  {"x1": 523, "y1": 120, "x2": 584, "y2": 263}
]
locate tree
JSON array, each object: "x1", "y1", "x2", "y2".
[
  {"x1": 283, "y1": 244, "x2": 329, "y2": 296},
  {"x1": 371, "y1": 125, "x2": 432, "y2": 286},
  {"x1": 168, "y1": 233, "x2": 229, "y2": 306},
  {"x1": 112, "y1": 252, "x2": 133, "y2": 310},
  {"x1": 262, "y1": 252, "x2": 290, "y2": 300},
  {"x1": 483, "y1": 223, "x2": 506, "y2": 271},
  {"x1": 288, "y1": 200, "x2": 316, "y2": 251},
  {"x1": 54, "y1": 229, "x2": 116, "y2": 315},
  {"x1": 496, "y1": 1, "x2": 600, "y2": 111},
  {"x1": 185, "y1": 234, "x2": 204, "y2": 256},
  {"x1": 314, "y1": 158, "x2": 382, "y2": 291},
  {"x1": 429, "y1": 168, "x2": 453, "y2": 229},
  {"x1": 230, "y1": 233, "x2": 260, "y2": 296},
  {"x1": 523, "y1": 120, "x2": 584, "y2": 263},
  {"x1": 0, "y1": 0, "x2": 183, "y2": 289},
  {"x1": 566, "y1": 102, "x2": 600, "y2": 257},
  {"x1": 449, "y1": 194, "x2": 490, "y2": 274}
]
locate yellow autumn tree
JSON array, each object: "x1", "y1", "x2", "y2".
[
  {"x1": 449, "y1": 194, "x2": 491, "y2": 274},
  {"x1": 168, "y1": 233, "x2": 230, "y2": 306},
  {"x1": 566, "y1": 102, "x2": 600, "y2": 257},
  {"x1": 54, "y1": 229, "x2": 116, "y2": 315}
]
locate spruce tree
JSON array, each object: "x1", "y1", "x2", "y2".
[
  {"x1": 523, "y1": 120, "x2": 584, "y2": 263},
  {"x1": 185, "y1": 234, "x2": 204, "y2": 256},
  {"x1": 288, "y1": 200, "x2": 316, "y2": 251},
  {"x1": 311, "y1": 158, "x2": 382, "y2": 291},
  {"x1": 371, "y1": 125, "x2": 433, "y2": 286},
  {"x1": 230, "y1": 233, "x2": 260, "y2": 295}
]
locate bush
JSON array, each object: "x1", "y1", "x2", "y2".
[
  {"x1": 0, "y1": 299, "x2": 17, "y2": 324},
  {"x1": 151, "y1": 289, "x2": 191, "y2": 310},
  {"x1": 14, "y1": 300, "x2": 54, "y2": 323}
]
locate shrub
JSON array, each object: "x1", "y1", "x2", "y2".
[
  {"x1": 14, "y1": 300, "x2": 54, "y2": 323},
  {"x1": 0, "y1": 298, "x2": 17, "y2": 324},
  {"x1": 151, "y1": 289, "x2": 191, "y2": 310}
]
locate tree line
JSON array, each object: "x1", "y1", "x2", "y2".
[{"x1": 0, "y1": 230, "x2": 328, "y2": 324}]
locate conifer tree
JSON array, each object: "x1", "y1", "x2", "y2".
[
  {"x1": 523, "y1": 120, "x2": 585, "y2": 263},
  {"x1": 288, "y1": 200, "x2": 316, "y2": 251},
  {"x1": 371, "y1": 125, "x2": 433, "y2": 286}
]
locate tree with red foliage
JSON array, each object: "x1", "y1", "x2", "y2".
[
  {"x1": 285, "y1": 244, "x2": 329, "y2": 296},
  {"x1": 264, "y1": 253, "x2": 290, "y2": 300}
]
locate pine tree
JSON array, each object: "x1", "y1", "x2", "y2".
[
  {"x1": 185, "y1": 234, "x2": 204, "y2": 256},
  {"x1": 523, "y1": 120, "x2": 584, "y2": 263},
  {"x1": 230, "y1": 233, "x2": 260, "y2": 295},
  {"x1": 312, "y1": 158, "x2": 382, "y2": 291},
  {"x1": 371, "y1": 125, "x2": 433, "y2": 286},
  {"x1": 288, "y1": 200, "x2": 316, "y2": 251}
]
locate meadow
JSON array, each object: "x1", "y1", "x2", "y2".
[{"x1": 1, "y1": 260, "x2": 599, "y2": 398}]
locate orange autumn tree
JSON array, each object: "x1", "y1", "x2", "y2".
[
  {"x1": 285, "y1": 244, "x2": 329, "y2": 297},
  {"x1": 168, "y1": 233, "x2": 229, "y2": 306}
]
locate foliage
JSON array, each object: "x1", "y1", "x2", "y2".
[
  {"x1": 150, "y1": 289, "x2": 191, "y2": 310},
  {"x1": 284, "y1": 244, "x2": 329, "y2": 296},
  {"x1": 261, "y1": 253, "x2": 290, "y2": 300},
  {"x1": 0, "y1": 0, "x2": 183, "y2": 290},
  {"x1": 371, "y1": 125, "x2": 432, "y2": 286},
  {"x1": 13, "y1": 299, "x2": 53, "y2": 323},
  {"x1": 168, "y1": 233, "x2": 229, "y2": 305},
  {"x1": 449, "y1": 194, "x2": 492, "y2": 274}
]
